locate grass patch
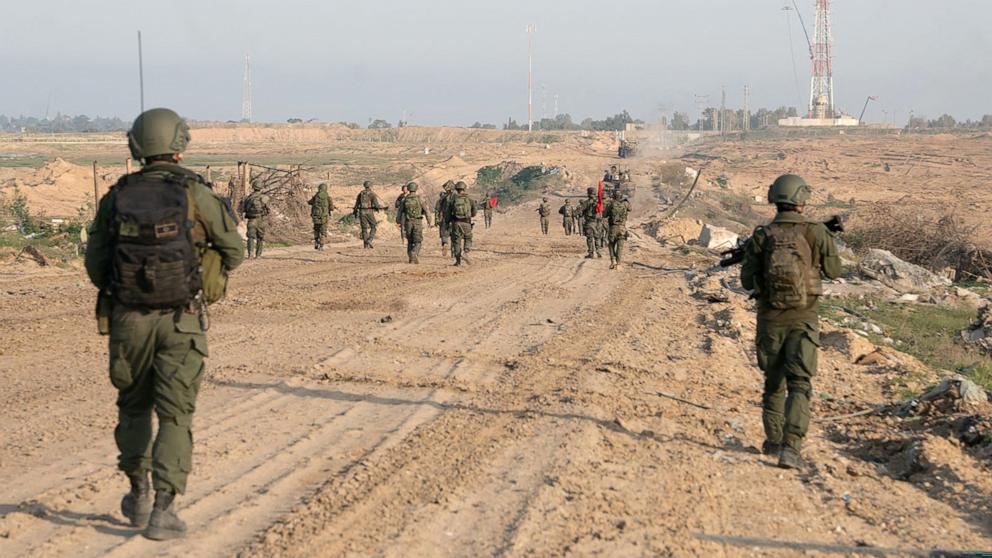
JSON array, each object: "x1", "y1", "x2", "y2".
[{"x1": 821, "y1": 296, "x2": 992, "y2": 389}]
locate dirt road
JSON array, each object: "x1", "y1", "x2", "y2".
[{"x1": 1, "y1": 162, "x2": 990, "y2": 557}]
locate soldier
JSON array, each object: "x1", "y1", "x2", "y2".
[
  {"x1": 573, "y1": 200, "x2": 583, "y2": 235},
  {"x1": 482, "y1": 191, "x2": 495, "y2": 229},
  {"x1": 559, "y1": 199, "x2": 574, "y2": 236},
  {"x1": 604, "y1": 188, "x2": 631, "y2": 270},
  {"x1": 436, "y1": 180, "x2": 454, "y2": 253},
  {"x1": 308, "y1": 183, "x2": 333, "y2": 250},
  {"x1": 394, "y1": 183, "x2": 409, "y2": 247},
  {"x1": 241, "y1": 179, "x2": 270, "y2": 258},
  {"x1": 537, "y1": 197, "x2": 551, "y2": 235},
  {"x1": 741, "y1": 174, "x2": 841, "y2": 469},
  {"x1": 446, "y1": 181, "x2": 477, "y2": 266},
  {"x1": 85, "y1": 108, "x2": 244, "y2": 540},
  {"x1": 352, "y1": 180, "x2": 385, "y2": 249},
  {"x1": 578, "y1": 187, "x2": 602, "y2": 258},
  {"x1": 399, "y1": 182, "x2": 433, "y2": 263}
]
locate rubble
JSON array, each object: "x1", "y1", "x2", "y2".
[
  {"x1": 858, "y1": 249, "x2": 952, "y2": 294},
  {"x1": 698, "y1": 224, "x2": 739, "y2": 251},
  {"x1": 958, "y1": 305, "x2": 992, "y2": 354}
]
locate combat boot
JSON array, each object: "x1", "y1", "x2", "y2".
[
  {"x1": 453, "y1": 257, "x2": 461, "y2": 267},
  {"x1": 761, "y1": 440, "x2": 782, "y2": 456},
  {"x1": 121, "y1": 472, "x2": 152, "y2": 528},
  {"x1": 144, "y1": 490, "x2": 187, "y2": 541},
  {"x1": 461, "y1": 254, "x2": 471, "y2": 265},
  {"x1": 778, "y1": 446, "x2": 804, "y2": 470},
  {"x1": 585, "y1": 254, "x2": 594, "y2": 259}
]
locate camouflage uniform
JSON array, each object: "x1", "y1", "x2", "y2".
[
  {"x1": 559, "y1": 200, "x2": 574, "y2": 236},
  {"x1": 394, "y1": 186, "x2": 408, "y2": 247},
  {"x1": 741, "y1": 210, "x2": 841, "y2": 464},
  {"x1": 86, "y1": 159, "x2": 244, "y2": 536},
  {"x1": 308, "y1": 183, "x2": 333, "y2": 250},
  {"x1": 578, "y1": 189, "x2": 602, "y2": 258},
  {"x1": 482, "y1": 193, "x2": 494, "y2": 229},
  {"x1": 538, "y1": 198, "x2": 551, "y2": 235},
  {"x1": 446, "y1": 182, "x2": 477, "y2": 266},
  {"x1": 605, "y1": 192, "x2": 631, "y2": 269},
  {"x1": 241, "y1": 185, "x2": 270, "y2": 258},
  {"x1": 352, "y1": 181, "x2": 384, "y2": 249},
  {"x1": 400, "y1": 183, "x2": 432, "y2": 263},
  {"x1": 436, "y1": 181, "x2": 454, "y2": 253}
]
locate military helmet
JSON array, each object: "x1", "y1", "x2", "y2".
[
  {"x1": 406, "y1": 181, "x2": 418, "y2": 192},
  {"x1": 542, "y1": 197, "x2": 548, "y2": 201},
  {"x1": 454, "y1": 181, "x2": 467, "y2": 191},
  {"x1": 252, "y1": 180, "x2": 263, "y2": 192},
  {"x1": 612, "y1": 188, "x2": 622, "y2": 199},
  {"x1": 586, "y1": 187, "x2": 595, "y2": 196},
  {"x1": 363, "y1": 180, "x2": 372, "y2": 189},
  {"x1": 127, "y1": 108, "x2": 190, "y2": 160},
  {"x1": 318, "y1": 182, "x2": 327, "y2": 191},
  {"x1": 768, "y1": 174, "x2": 811, "y2": 206},
  {"x1": 443, "y1": 180, "x2": 454, "y2": 191}
]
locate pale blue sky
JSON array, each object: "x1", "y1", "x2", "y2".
[{"x1": 1, "y1": 0, "x2": 989, "y2": 124}]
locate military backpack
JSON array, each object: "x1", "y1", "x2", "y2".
[
  {"x1": 452, "y1": 194, "x2": 472, "y2": 220},
  {"x1": 761, "y1": 223, "x2": 816, "y2": 309},
  {"x1": 244, "y1": 193, "x2": 268, "y2": 219},
  {"x1": 110, "y1": 172, "x2": 202, "y2": 309},
  {"x1": 403, "y1": 195, "x2": 424, "y2": 219},
  {"x1": 609, "y1": 201, "x2": 629, "y2": 225}
]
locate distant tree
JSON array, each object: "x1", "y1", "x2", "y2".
[
  {"x1": 670, "y1": 111, "x2": 690, "y2": 130},
  {"x1": 368, "y1": 119, "x2": 392, "y2": 129},
  {"x1": 981, "y1": 115, "x2": 992, "y2": 129},
  {"x1": 337, "y1": 121, "x2": 360, "y2": 129},
  {"x1": 286, "y1": 118, "x2": 303, "y2": 124},
  {"x1": 930, "y1": 114, "x2": 957, "y2": 129},
  {"x1": 503, "y1": 117, "x2": 522, "y2": 130}
]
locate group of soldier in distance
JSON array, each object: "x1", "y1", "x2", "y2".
[{"x1": 84, "y1": 107, "x2": 840, "y2": 540}]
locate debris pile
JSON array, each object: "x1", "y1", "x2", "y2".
[{"x1": 859, "y1": 249, "x2": 952, "y2": 294}]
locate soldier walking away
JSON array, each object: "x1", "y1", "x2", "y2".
[
  {"x1": 537, "y1": 197, "x2": 551, "y2": 235},
  {"x1": 85, "y1": 108, "x2": 244, "y2": 540},
  {"x1": 559, "y1": 199, "x2": 574, "y2": 236},
  {"x1": 482, "y1": 191, "x2": 496, "y2": 229},
  {"x1": 605, "y1": 188, "x2": 631, "y2": 269},
  {"x1": 241, "y1": 179, "x2": 270, "y2": 258},
  {"x1": 436, "y1": 180, "x2": 454, "y2": 253},
  {"x1": 308, "y1": 183, "x2": 333, "y2": 250},
  {"x1": 352, "y1": 180, "x2": 385, "y2": 248},
  {"x1": 573, "y1": 202, "x2": 582, "y2": 236},
  {"x1": 394, "y1": 183, "x2": 409, "y2": 247},
  {"x1": 741, "y1": 174, "x2": 841, "y2": 470},
  {"x1": 400, "y1": 182, "x2": 433, "y2": 263},
  {"x1": 446, "y1": 181, "x2": 477, "y2": 266},
  {"x1": 578, "y1": 187, "x2": 602, "y2": 258}
]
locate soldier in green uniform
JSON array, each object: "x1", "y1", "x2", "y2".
[
  {"x1": 482, "y1": 191, "x2": 495, "y2": 229},
  {"x1": 605, "y1": 188, "x2": 631, "y2": 270},
  {"x1": 308, "y1": 183, "x2": 333, "y2": 250},
  {"x1": 559, "y1": 199, "x2": 574, "y2": 236},
  {"x1": 352, "y1": 180, "x2": 385, "y2": 249},
  {"x1": 741, "y1": 174, "x2": 841, "y2": 469},
  {"x1": 400, "y1": 182, "x2": 433, "y2": 263},
  {"x1": 436, "y1": 180, "x2": 454, "y2": 253},
  {"x1": 85, "y1": 108, "x2": 244, "y2": 540},
  {"x1": 573, "y1": 201, "x2": 583, "y2": 236},
  {"x1": 578, "y1": 187, "x2": 602, "y2": 259},
  {"x1": 241, "y1": 180, "x2": 270, "y2": 258},
  {"x1": 446, "y1": 181, "x2": 477, "y2": 266},
  {"x1": 537, "y1": 197, "x2": 551, "y2": 235},
  {"x1": 394, "y1": 183, "x2": 409, "y2": 247}
]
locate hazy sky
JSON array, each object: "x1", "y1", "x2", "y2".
[{"x1": 1, "y1": 1, "x2": 989, "y2": 125}]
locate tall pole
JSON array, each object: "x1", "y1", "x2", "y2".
[
  {"x1": 137, "y1": 31, "x2": 145, "y2": 113},
  {"x1": 743, "y1": 84, "x2": 751, "y2": 131},
  {"x1": 526, "y1": 24, "x2": 536, "y2": 132}
]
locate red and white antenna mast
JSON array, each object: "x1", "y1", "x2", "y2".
[{"x1": 809, "y1": 0, "x2": 834, "y2": 119}]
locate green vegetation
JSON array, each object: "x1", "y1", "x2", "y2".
[
  {"x1": 482, "y1": 165, "x2": 558, "y2": 204},
  {"x1": 822, "y1": 296, "x2": 992, "y2": 389},
  {"x1": 0, "y1": 188, "x2": 91, "y2": 265}
]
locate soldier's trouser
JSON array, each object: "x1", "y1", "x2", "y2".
[
  {"x1": 359, "y1": 212, "x2": 377, "y2": 245},
  {"x1": 540, "y1": 216, "x2": 549, "y2": 234},
  {"x1": 110, "y1": 306, "x2": 207, "y2": 495},
  {"x1": 451, "y1": 220, "x2": 473, "y2": 259},
  {"x1": 246, "y1": 218, "x2": 265, "y2": 257},
  {"x1": 756, "y1": 321, "x2": 819, "y2": 452},
  {"x1": 563, "y1": 218, "x2": 573, "y2": 236},
  {"x1": 404, "y1": 220, "x2": 423, "y2": 262},
  {"x1": 596, "y1": 220, "x2": 608, "y2": 248},
  {"x1": 583, "y1": 222, "x2": 600, "y2": 256},
  {"x1": 439, "y1": 222, "x2": 450, "y2": 246},
  {"x1": 484, "y1": 212, "x2": 492, "y2": 228},
  {"x1": 313, "y1": 222, "x2": 326, "y2": 247},
  {"x1": 609, "y1": 225, "x2": 627, "y2": 263}
]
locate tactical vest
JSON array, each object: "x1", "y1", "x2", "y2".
[
  {"x1": 761, "y1": 223, "x2": 821, "y2": 309},
  {"x1": 582, "y1": 199, "x2": 599, "y2": 219},
  {"x1": 244, "y1": 193, "x2": 267, "y2": 219},
  {"x1": 110, "y1": 171, "x2": 202, "y2": 309},
  {"x1": 452, "y1": 194, "x2": 472, "y2": 219},
  {"x1": 403, "y1": 195, "x2": 424, "y2": 219},
  {"x1": 609, "y1": 201, "x2": 629, "y2": 226},
  {"x1": 358, "y1": 190, "x2": 375, "y2": 210}
]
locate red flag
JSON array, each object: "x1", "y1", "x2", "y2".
[
  {"x1": 488, "y1": 195, "x2": 497, "y2": 209},
  {"x1": 596, "y1": 181, "x2": 604, "y2": 213}
]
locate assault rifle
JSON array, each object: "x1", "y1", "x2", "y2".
[{"x1": 719, "y1": 215, "x2": 845, "y2": 268}]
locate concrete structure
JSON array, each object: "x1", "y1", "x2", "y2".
[{"x1": 778, "y1": 115, "x2": 859, "y2": 127}]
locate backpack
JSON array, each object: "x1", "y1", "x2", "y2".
[
  {"x1": 110, "y1": 172, "x2": 201, "y2": 309},
  {"x1": 609, "y1": 201, "x2": 628, "y2": 225},
  {"x1": 245, "y1": 193, "x2": 267, "y2": 218},
  {"x1": 762, "y1": 223, "x2": 815, "y2": 310},
  {"x1": 452, "y1": 194, "x2": 472, "y2": 219},
  {"x1": 403, "y1": 195, "x2": 423, "y2": 219},
  {"x1": 310, "y1": 192, "x2": 329, "y2": 218},
  {"x1": 359, "y1": 190, "x2": 375, "y2": 209}
]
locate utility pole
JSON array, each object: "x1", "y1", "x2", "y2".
[
  {"x1": 242, "y1": 54, "x2": 253, "y2": 123},
  {"x1": 693, "y1": 94, "x2": 709, "y2": 131},
  {"x1": 553, "y1": 93, "x2": 559, "y2": 118},
  {"x1": 137, "y1": 31, "x2": 145, "y2": 113},
  {"x1": 743, "y1": 84, "x2": 751, "y2": 132},
  {"x1": 720, "y1": 85, "x2": 727, "y2": 136},
  {"x1": 526, "y1": 24, "x2": 536, "y2": 132}
]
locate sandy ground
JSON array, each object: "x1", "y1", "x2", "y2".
[{"x1": 1, "y1": 131, "x2": 991, "y2": 557}]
